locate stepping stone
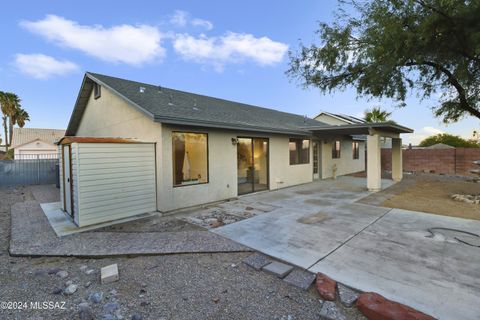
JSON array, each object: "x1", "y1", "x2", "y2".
[
  {"x1": 101, "y1": 264, "x2": 119, "y2": 284},
  {"x1": 357, "y1": 292, "x2": 435, "y2": 320},
  {"x1": 243, "y1": 253, "x2": 271, "y2": 270},
  {"x1": 283, "y1": 269, "x2": 316, "y2": 290},
  {"x1": 337, "y1": 283, "x2": 359, "y2": 307},
  {"x1": 319, "y1": 301, "x2": 346, "y2": 320},
  {"x1": 316, "y1": 272, "x2": 337, "y2": 301},
  {"x1": 262, "y1": 261, "x2": 293, "y2": 278}
]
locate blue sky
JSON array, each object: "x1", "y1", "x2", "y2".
[{"x1": 1, "y1": 0, "x2": 478, "y2": 145}]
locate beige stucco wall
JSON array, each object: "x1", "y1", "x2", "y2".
[
  {"x1": 314, "y1": 114, "x2": 349, "y2": 126},
  {"x1": 320, "y1": 139, "x2": 365, "y2": 178},
  {"x1": 159, "y1": 127, "x2": 313, "y2": 212}
]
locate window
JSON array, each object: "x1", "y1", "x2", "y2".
[
  {"x1": 289, "y1": 138, "x2": 310, "y2": 165},
  {"x1": 332, "y1": 140, "x2": 341, "y2": 159},
  {"x1": 173, "y1": 132, "x2": 208, "y2": 186},
  {"x1": 353, "y1": 141, "x2": 360, "y2": 159},
  {"x1": 94, "y1": 83, "x2": 101, "y2": 99}
]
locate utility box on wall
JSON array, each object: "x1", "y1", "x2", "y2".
[{"x1": 58, "y1": 137, "x2": 156, "y2": 227}]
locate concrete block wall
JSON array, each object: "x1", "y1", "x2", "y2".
[{"x1": 381, "y1": 148, "x2": 480, "y2": 176}]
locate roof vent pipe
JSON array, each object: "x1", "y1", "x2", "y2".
[
  {"x1": 139, "y1": 86, "x2": 146, "y2": 93},
  {"x1": 168, "y1": 93, "x2": 174, "y2": 105}
]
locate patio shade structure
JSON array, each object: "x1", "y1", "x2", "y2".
[{"x1": 304, "y1": 122, "x2": 414, "y2": 191}]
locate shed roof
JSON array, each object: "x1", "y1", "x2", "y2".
[
  {"x1": 11, "y1": 128, "x2": 66, "y2": 148},
  {"x1": 57, "y1": 137, "x2": 150, "y2": 145}
]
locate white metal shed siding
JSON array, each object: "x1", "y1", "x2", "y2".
[{"x1": 67, "y1": 142, "x2": 156, "y2": 227}]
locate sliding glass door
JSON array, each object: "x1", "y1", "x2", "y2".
[{"x1": 237, "y1": 138, "x2": 269, "y2": 195}]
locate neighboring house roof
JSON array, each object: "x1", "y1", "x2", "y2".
[
  {"x1": 314, "y1": 111, "x2": 367, "y2": 124},
  {"x1": 66, "y1": 72, "x2": 330, "y2": 136},
  {"x1": 11, "y1": 128, "x2": 66, "y2": 149},
  {"x1": 425, "y1": 143, "x2": 455, "y2": 149}
]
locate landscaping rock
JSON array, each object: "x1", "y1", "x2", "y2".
[
  {"x1": 316, "y1": 273, "x2": 336, "y2": 301},
  {"x1": 319, "y1": 301, "x2": 346, "y2": 320},
  {"x1": 78, "y1": 302, "x2": 94, "y2": 320},
  {"x1": 337, "y1": 284, "x2": 359, "y2": 307},
  {"x1": 48, "y1": 267, "x2": 61, "y2": 275},
  {"x1": 51, "y1": 287, "x2": 63, "y2": 295},
  {"x1": 34, "y1": 269, "x2": 47, "y2": 277},
  {"x1": 56, "y1": 270, "x2": 68, "y2": 279},
  {"x1": 89, "y1": 292, "x2": 104, "y2": 304},
  {"x1": 356, "y1": 292, "x2": 435, "y2": 320},
  {"x1": 131, "y1": 314, "x2": 143, "y2": 320},
  {"x1": 283, "y1": 269, "x2": 316, "y2": 290},
  {"x1": 102, "y1": 302, "x2": 119, "y2": 314},
  {"x1": 84, "y1": 281, "x2": 92, "y2": 288},
  {"x1": 243, "y1": 253, "x2": 271, "y2": 270},
  {"x1": 80, "y1": 265, "x2": 88, "y2": 272},
  {"x1": 262, "y1": 262, "x2": 293, "y2": 278},
  {"x1": 101, "y1": 315, "x2": 115, "y2": 320},
  {"x1": 101, "y1": 264, "x2": 119, "y2": 284},
  {"x1": 64, "y1": 284, "x2": 78, "y2": 295},
  {"x1": 85, "y1": 269, "x2": 95, "y2": 275}
]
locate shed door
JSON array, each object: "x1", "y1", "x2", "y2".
[{"x1": 63, "y1": 145, "x2": 73, "y2": 216}]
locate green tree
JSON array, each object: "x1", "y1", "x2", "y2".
[
  {"x1": 287, "y1": 0, "x2": 480, "y2": 123},
  {"x1": 364, "y1": 107, "x2": 392, "y2": 122},
  {"x1": 0, "y1": 92, "x2": 29, "y2": 152},
  {"x1": 419, "y1": 133, "x2": 479, "y2": 148}
]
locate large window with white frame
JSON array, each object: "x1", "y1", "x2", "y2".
[{"x1": 173, "y1": 132, "x2": 208, "y2": 187}]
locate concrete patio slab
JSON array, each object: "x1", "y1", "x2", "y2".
[
  {"x1": 310, "y1": 208, "x2": 480, "y2": 320},
  {"x1": 214, "y1": 201, "x2": 391, "y2": 269},
  {"x1": 40, "y1": 202, "x2": 157, "y2": 237}
]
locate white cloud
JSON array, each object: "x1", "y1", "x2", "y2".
[
  {"x1": 173, "y1": 32, "x2": 288, "y2": 71},
  {"x1": 191, "y1": 18, "x2": 213, "y2": 31},
  {"x1": 404, "y1": 126, "x2": 445, "y2": 145},
  {"x1": 170, "y1": 10, "x2": 188, "y2": 27},
  {"x1": 170, "y1": 10, "x2": 213, "y2": 30},
  {"x1": 14, "y1": 53, "x2": 79, "y2": 79},
  {"x1": 20, "y1": 15, "x2": 165, "y2": 65}
]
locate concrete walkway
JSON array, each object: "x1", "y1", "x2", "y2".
[{"x1": 213, "y1": 177, "x2": 480, "y2": 320}]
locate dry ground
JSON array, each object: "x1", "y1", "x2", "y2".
[
  {"x1": 380, "y1": 174, "x2": 480, "y2": 220},
  {"x1": 0, "y1": 186, "x2": 365, "y2": 320}
]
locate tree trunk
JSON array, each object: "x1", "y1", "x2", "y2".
[
  {"x1": 8, "y1": 116, "x2": 13, "y2": 146},
  {"x1": 2, "y1": 116, "x2": 8, "y2": 153}
]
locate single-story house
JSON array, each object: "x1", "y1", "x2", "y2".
[
  {"x1": 58, "y1": 72, "x2": 412, "y2": 227},
  {"x1": 11, "y1": 127, "x2": 65, "y2": 159}
]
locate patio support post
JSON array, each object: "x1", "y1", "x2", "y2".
[
  {"x1": 367, "y1": 133, "x2": 382, "y2": 191},
  {"x1": 392, "y1": 138, "x2": 403, "y2": 181}
]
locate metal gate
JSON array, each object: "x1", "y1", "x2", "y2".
[{"x1": 0, "y1": 154, "x2": 59, "y2": 187}]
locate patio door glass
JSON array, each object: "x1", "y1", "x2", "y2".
[{"x1": 237, "y1": 138, "x2": 269, "y2": 195}]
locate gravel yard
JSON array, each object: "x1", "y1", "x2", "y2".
[
  {"x1": 0, "y1": 186, "x2": 364, "y2": 320},
  {"x1": 364, "y1": 174, "x2": 480, "y2": 220}
]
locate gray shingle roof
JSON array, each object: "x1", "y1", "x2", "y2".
[
  {"x1": 11, "y1": 128, "x2": 66, "y2": 148},
  {"x1": 66, "y1": 72, "x2": 329, "y2": 136}
]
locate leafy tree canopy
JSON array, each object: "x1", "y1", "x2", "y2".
[
  {"x1": 419, "y1": 133, "x2": 480, "y2": 147},
  {"x1": 288, "y1": 0, "x2": 480, "y2": 123}
]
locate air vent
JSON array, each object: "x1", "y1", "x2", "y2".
[{"x1": 139, "y1": 86, "x2": 146, "y2": 93}]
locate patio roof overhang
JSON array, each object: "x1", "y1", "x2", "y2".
[{"x1": 303, "y1": 122, "x2": 413, "y2": 137}]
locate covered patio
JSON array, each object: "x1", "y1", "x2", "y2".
[{"x1": 306, "y1": 122, "x2": 414, "y2": 191}]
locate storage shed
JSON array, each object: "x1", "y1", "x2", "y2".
[{"x1": 58, "y1": 137, "x2": 157, "y2": 227}]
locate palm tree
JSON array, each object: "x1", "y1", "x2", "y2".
[
  {"x1": 0, "y1": 92, "x2": 29, "y2": 152},
  {"x1": 0, "y1": 92, "x2": 15, "y2": 152},
  {"x1": 364, "y1": 107, "x2": 392, "y2": 123},
  {"x1": 13, "y1": 107, "x2": 30, "y2": 128}
]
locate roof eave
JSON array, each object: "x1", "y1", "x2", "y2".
[{"x1": 154, "y1": 116, "x2": 314, "y2": 136}]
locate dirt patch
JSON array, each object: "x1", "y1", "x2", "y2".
[
  {"x1": 379, "y1": 175, "x2": 480, "y2": 220},
  {"x1": 97, "y1": 215, "x2": 202, "y2": 233}
]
